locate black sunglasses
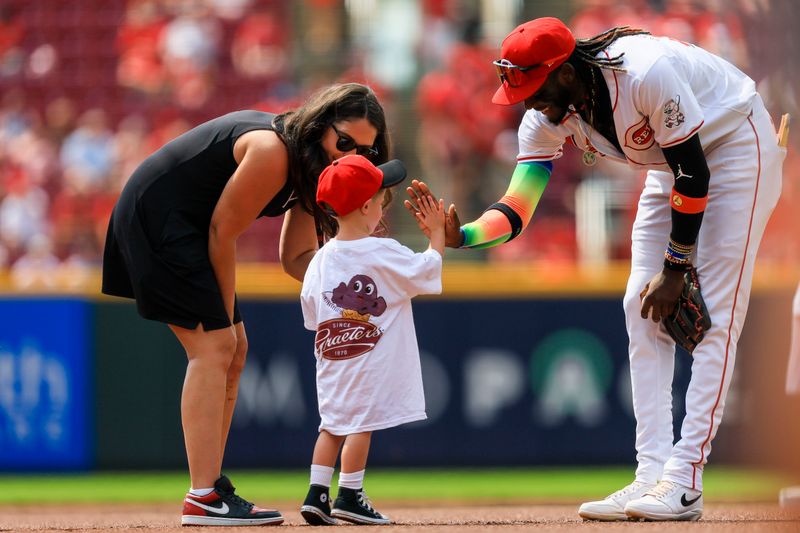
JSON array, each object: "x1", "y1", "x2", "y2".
[{"x1": 331, "y1": 124, "x2": 379, "y2": 157}]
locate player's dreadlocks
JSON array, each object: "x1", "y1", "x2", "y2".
[
  {"x1": 572, "y1": 26, "x2": 651, "y2": 72},
  {"x1": 567, "y1": 26, "x2": 651, "y2": 148}
]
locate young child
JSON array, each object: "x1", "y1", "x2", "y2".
[{"x1": 299, "y1": 154, "x2": 445, "y2": 525}]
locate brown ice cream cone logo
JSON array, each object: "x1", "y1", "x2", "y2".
[
  {"x1": 341, "y1": 309, "x2": 371, "y2": 322},
  {"x1": 331, "y1": 274, "x2": 387, "y2": 321}
]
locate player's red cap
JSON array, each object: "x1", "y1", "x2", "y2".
[
  {"x1": 492, "y1": 17, "x2": 576, "y2": 106},
  {"x1": 316, "y1": 155, "x2": 407, "y2": 217}
]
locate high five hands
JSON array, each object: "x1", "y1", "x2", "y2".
[{"x1": 403, "y1": 180, "x2": 464, "y2": 248}]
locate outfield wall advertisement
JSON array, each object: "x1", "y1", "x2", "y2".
[
  {"x1": 0, "y1": 299, "x2": 92, "y2": 470},
  {"x1": 0, "y1": 293, "x2": 793, "y2": 470},
  {"x1": 225, "y1": 299, "x2": 697, "y2": 468}
]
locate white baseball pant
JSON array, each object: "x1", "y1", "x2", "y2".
[
  {"x1": 622, "y1": 95, "x2": 785, "y2": 491},
  {"x1": 787, "y1": 282, "x2": 800, "y2": 396}
]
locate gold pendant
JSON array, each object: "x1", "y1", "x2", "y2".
[{"x1": 582, "y1": 151, "x2": 597, "y2": 166}]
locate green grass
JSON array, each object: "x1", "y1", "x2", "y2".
[{"x1": 1, "y1": 467, "x2": 794, "y2": 505}]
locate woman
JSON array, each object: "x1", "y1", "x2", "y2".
[{"x1": 102, "y1": 83, "x2": 389, "y2": 526}]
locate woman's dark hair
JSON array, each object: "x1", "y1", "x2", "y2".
[{"x1": 273, "y1": 83, "x2": 389, "y2": 239}]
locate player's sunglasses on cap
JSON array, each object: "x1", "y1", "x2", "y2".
[
  {"x1": 491, "y1": 17, "x2": 576, "y2": 106},
  {"x1": 492, "y1": 54, "x2": 570, "y2": 88},
  {"x1": 331, "y1": 123, "x2": 379, "y2": 157}
]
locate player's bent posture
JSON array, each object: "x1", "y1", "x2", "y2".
[
  {"x1": 406, "y1": 18, "x2": 785, "y2": 522},
  {"x1": 102, "y1": 84, "x2": 389, "y2": 526},
  {"x1": 299, "y1": 155, "x2": 444, "y2": 525}
]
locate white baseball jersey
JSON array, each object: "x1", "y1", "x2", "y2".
[
  {"x1": 516, "y1": 34, "x2": 757, "y2": 171},
  {"x1": 300, "y1": 236, "x2": 442, "y2": 436},
  {"x1": 514, "y1": 34, "x2": 784, "y2": 491}
]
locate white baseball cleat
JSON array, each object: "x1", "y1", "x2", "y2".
[
  {"x1": 779, "y1": 486, "x2": 800, "y2": 508},
  {"x1": 624, "y1": 480, "x2": 703, "y2": 521},
  {"x1": 578, "y1": 480, "x2": 656, "y2": 521}
]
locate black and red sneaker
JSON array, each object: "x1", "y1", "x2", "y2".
[{"x1": 181, "y1": 475, "x2": 283, "y2": 526}]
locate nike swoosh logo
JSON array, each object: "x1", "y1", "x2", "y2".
[
  {"x1": 185, "y1": 498, "x2": 230, "y2": 515},
  {"x1": 681, "y1": 493, "x2": 702, "y2": 506}
]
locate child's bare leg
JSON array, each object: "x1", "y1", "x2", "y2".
[
  {"x1": 338, "y1": 432, "x2": 371, "y2": 491},
  {"x1": 312, "y1": 430, "x2": 345, "y2": 467},
  {"x1": 340, "y1": 432, "x2": 371, "y2": 473},
  {"x1": 332, "y1": 432, "x2": 389, "y2": 524},
  {"x1": 301, "y1": 431, "x2": 344, "y2": 525}
]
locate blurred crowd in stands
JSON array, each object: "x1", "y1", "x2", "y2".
[{"x1": 0, "y1": 0, "x2": 797, "y2": 289}]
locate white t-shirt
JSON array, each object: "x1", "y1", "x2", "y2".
[
  {"x1": 517, "y1": 34, "x2": 757, "y2": 172},
  {"x1": 300, "y1": 236, "x2": 443, "y2": 435}
]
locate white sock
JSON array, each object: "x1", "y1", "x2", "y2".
[
  {"x1": 189, "y1": 487, "x2": 214, "y2": 497},
  {"x1": 310, "y1": 464, "x2": 335, "y2": 488},
  {"x1": 338, "y1": 469, "x2": 365, "y2": 490}
]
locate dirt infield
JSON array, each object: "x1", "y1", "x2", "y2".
[{"x1": 2, "y1": 502, "x2": 799, "y2": 532}]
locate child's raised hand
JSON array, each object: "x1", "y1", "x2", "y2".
[{"x1": 414, "y1": 194, "x2": 445, "y2": 235}]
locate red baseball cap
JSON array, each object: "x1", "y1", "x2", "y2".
[
  {"x1": 492, "y1": 17, "x2": 576, "y2": 106},
  {"x1": 317, "y1": 155, "x2": 407, "y2": 217}
]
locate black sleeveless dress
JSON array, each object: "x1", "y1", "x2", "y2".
[{"x1": 101, "y1": 110, "x2": 298, "y2": 330}]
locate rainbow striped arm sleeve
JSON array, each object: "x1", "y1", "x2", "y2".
[{"x1": 460, "y1": 161, "x2": 551, "y2": 249}]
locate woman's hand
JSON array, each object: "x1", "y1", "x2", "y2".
[{"x1": 404, "y1": 180, "x2": 463, "y2": 247}]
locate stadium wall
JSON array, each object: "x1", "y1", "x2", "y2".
[{"x1": 1, "y1": 270, "x2": 797, "y2": 472}]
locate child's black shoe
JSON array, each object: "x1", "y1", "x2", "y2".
[
  {"x1": 331, "y1": 487, "x2": 390, "y2": 525},
  {"x1": 300, "y1": 484, "x2": 336, "y2": 525}
]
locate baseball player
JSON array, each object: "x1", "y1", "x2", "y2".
[
  {"x1": 405, "y1": 17, "x2": 785, "y2": 521},
  {"x1": 299, "y1": 155, "x2": 444, "y2": 525},
  {"x1": 780, "y1": 281, "x2": 800, "y2": 508},
  {"x1": 788, "y1": 282, "x2": 800, "y2": 397}
]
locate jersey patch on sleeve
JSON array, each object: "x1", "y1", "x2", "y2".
[{"x1": 663, "y1": 95, "x2": 686, "y2": 129}]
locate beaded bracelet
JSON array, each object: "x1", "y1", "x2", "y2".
[
  {"x1": 664, "y1": 239, "x2": 695, "y2": 271},
  {"x1": 668, "y1": 238, "x2": 694, "y2": 255}
]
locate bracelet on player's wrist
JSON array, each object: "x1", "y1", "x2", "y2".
[
  {"x1": 668, "y1": 238, "x2": 694, "y2": 254},
  {"x1": 664, "y1": 239, "x2": 694, "y2": 271},
  {"x1": 664, "y1": 257, "x2": 693, "y2": 271}
]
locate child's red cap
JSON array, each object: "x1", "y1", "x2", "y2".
[{"x1": 316, "y1": 155, "x2": 406, "y2": 216}]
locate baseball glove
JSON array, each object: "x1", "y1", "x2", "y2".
[{"x1": 663, "y1": 266, "x2": 712, "y2": 354}]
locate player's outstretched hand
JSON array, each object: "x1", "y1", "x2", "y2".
[{"x1": 404, "y1": 180, "x2": 463, "y2": 247}]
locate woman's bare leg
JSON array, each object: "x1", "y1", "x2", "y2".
[
  {"x1": 170, "y1": 323, "x2": 237, "y2": 489},
  {"x1": 219, "y1": 321, "x2": 248, "y2": 457}
]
